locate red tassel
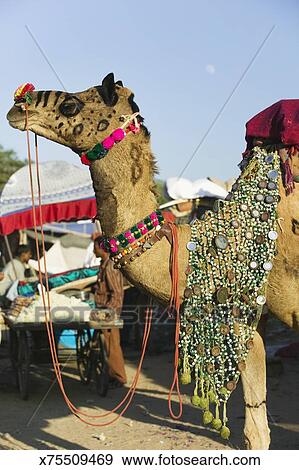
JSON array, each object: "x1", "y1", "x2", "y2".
[{"x1": 80, "y1": 153, "x2": 91, "y2": 166}]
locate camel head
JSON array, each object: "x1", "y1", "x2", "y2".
[{"x1": 6, "y1": 73, "x2": 143, "y2": 154}]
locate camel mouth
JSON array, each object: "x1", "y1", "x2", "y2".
[
  {"x1": 7, "y1": 117, "x2": 26, "y2": 131},
  {"x1": 12, "y1": 120, "x2": 75, "y2": 152},
  {"x1": 6, "y1": 106, "x2": 27, "y2": 130}
]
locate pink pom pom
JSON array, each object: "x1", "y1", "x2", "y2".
[
  {"x1": 111, "y1": 128, "x2": 125, "y2": 142},
  {"x1": 125, "y1": 231, "x2": 136, "y2": 242},
  {"x1": 152, "y1": 219, "x2": 159, "y2": 227},
  {"x1": 102, "y1": 136, "x2": 115, "y2": 150},
  {"x1": 137, "y1": 223, "x2": 148, "y2": 235},
  {"x1": 126, "y1": 233, "x2": 136, "y2": 243},
  {"x1": 109, "y1": 239, "x2": 118, "y2": 253},
  {"x1": 150, "y1": 212, "x2": 157, "y2": 220}
]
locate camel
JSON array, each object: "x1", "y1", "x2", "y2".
[{"x1": 6, "y1": 73, "x2": 299, "y2": 450}]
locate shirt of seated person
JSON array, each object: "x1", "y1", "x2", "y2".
[{"x1": 0, "y1": 245, "x2": 37, "y2": 296}]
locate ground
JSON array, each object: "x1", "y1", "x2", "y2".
[{"x1": 0, "y1": 320, "x2": 298, "y2": 450}]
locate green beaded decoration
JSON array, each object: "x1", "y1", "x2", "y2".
[
  {"x1": 100, "y1": 210, "x2": 165, "y2": 256},
  {"x1": 181, "y1": 147, "x2": 280, "y2": 438},
  {"x1": 118, "y1": 234, "x2": 129, "y2": 247},
  {"x1": 86, "y1": 143, "x2": 108, "y2": 161}
]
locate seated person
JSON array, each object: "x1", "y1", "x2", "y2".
[{"x1": 0, "y1": 244, "x2": 37, "y2": 297}]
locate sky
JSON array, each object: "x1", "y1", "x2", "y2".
[{"x1": 1, "y1": 0, "x2": 299, "y2": 183}]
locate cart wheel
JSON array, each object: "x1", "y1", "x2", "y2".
[
  {"x1": 76, "y1": 329, "x2": 92, "y2": 384},
  {"x1": 17, "y1": 331, "x2": 31, "y2": 400},
  {"x1": 9, "y1": 329, "x2": 19, "y2": 388},
  {"x1": 94, "y1": 332, "x2": 109, "y2": 397},
  {"x1": 9, "y1": 330, "x2": 19, "y2": 370}
]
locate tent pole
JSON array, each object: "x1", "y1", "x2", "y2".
[{"x1": 4, "y1": 235, "x2": 18, "y2": 278}]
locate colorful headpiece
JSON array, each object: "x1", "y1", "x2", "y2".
[
  {"x1": 14, "y1": 83, "x2": 35, "y2": 104},
  {"x1": 245, "y1": 99, "x2": 299, "y2": 194}
]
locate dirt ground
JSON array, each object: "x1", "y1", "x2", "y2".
[{"x1": 0, "y1": 331, "x2": 298, "y2": 451}]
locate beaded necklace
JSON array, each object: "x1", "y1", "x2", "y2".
[
  {"x1": 80, "y1": 112, "x2": 141, "y2": 166},
  {"x1": 181, "y1": 147, "x2": 280, "y2": 439},
  {"x1": 99, "y1": 210, "x2": 165, "y2": 267}
]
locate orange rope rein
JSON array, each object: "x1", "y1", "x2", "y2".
[
  {"x1": 25, "y1": 106, "x2": 182, "y2": 426},
  {"x1": 25, "y1": 106, "x2": 153, "y2": 425},
  {"x1": 167, "y1": 223, "x2": 183, "y2": 419}
]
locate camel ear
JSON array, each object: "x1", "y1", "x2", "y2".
[{"x1": 99, "y1": 73, "x2": 118, "y2": 106}]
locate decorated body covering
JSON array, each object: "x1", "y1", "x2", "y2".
[
  {"x1": 180, "y1": 99, "x2": 299, "y2": 439},
  {"x1": 181, "y1": 148, "x2": 280, "y2": 439},
  {"x1": 244, "y1": 99, "x2": 299, "y2": 194}
]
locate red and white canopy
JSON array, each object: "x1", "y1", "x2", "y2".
[
  {"x1": 0, "y1": 161, "x2": 96, "y2": 235},
  {"x1": 0, "y1": 160, "x2": 174, "y2": 235}
]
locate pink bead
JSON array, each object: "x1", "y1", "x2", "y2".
[
  {"x1": 150, "y1": 212, "x2": 157, "y2": 220},
  {"x1": 124, "y1": 231, "x2": 131, "y2": 238},
  {"x1": 102, "y1": 136, "x2": 115, "y2": 149},
  {"x1": 152, "y1": 219, "x2": 159, "y2": 227},
  {"x1": 111, "y1": 246, "x2": 118, "y2": 253},
  {"x1": 111, "y1": 128, "x2": 125, "y2": 142}
]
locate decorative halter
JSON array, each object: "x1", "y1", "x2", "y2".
[
  {"x1": 13, "y1": 83, "x2": 141, "y2": 166},
  {"x1": 11, "y1": 81, "x2": 167, "y2": 429},
  {"x1": 12, "y1": 83, "x2": 167, "y2": 268},
  {"x1": 80, "y1": 112, "x2": 141, "y2": 166}
]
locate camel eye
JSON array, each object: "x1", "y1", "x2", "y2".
[{"x1": 59, "y1": 97, "x2": 84, "y2": 117}]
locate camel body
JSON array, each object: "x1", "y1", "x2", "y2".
[{"x1": 7, "y1": 74, "x2": 299, "y2": 449}]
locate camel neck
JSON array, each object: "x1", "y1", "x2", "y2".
[{"x1": 90, "y1": 132, "x2": 158, "y2": 237}]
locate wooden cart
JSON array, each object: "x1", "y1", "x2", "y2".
[{"x1": 5, "y1": 315, "x2": 123, "y2": 400}]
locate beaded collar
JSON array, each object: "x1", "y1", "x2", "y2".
[
  {"x1": 80, "y1": 112, "x2": 140, "y2": 166},
  {"x1": 99, "y1": 210, "x2": 165, "y2": 265},
  {"x1": 181, "y1": 147, "x2": 280, "y2": 440}
]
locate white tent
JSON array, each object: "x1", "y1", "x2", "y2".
[{"x1": 166, "y1": 177, "x2": 228, "y2": 200}]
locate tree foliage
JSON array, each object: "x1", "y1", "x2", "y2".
[
  {"x1": 155, "y1": 178, "x2": 170, "y2": 206},
  {"x1": 0, "y1": 145, "x2": 26, "y2": 193}
]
